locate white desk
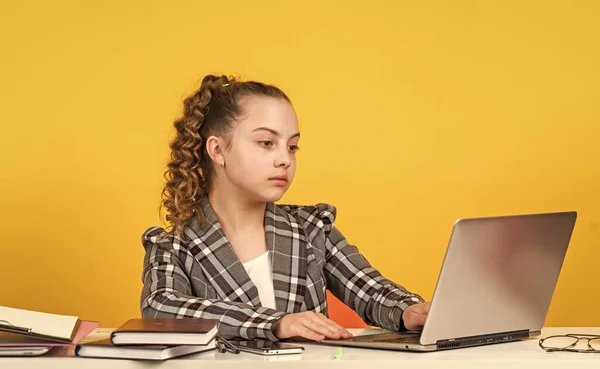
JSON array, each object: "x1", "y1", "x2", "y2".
[{"x1": 2, "y1": 327, "x2": 599, "y2": 369}]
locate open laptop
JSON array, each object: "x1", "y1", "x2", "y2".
[{"x1": 322, "y1": 211, "x2": 577, "y2": 352}]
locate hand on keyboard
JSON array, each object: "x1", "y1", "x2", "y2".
[{"x1": 402, "y1": 301, "x2": 431, "y2": 331}]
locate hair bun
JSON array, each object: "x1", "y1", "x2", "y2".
[
  {"x1": 201, "y1": 74, "x2": 230, "y2": 87},
  {"x1": 201, "y1": 74, "x2": 221, "y2": 84}
]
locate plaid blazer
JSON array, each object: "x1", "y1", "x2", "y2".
[{"x1": 140, "y1": 199, "x2": 424, "y2": 341}]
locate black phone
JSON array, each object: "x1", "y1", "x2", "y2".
[{"x1": 230, "y1": 340, "x2": 304, "y2": 355}]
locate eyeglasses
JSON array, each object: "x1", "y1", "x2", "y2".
[
  {"x1": 215, "y1": 336, "x2": 241, "y2": 354},
  {"x1": 539, "y1": 334, "x2": 600, "y2": 353}
]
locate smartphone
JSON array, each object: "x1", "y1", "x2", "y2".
[{"x1": 230, "y1": 340, "x2": 304, "y2": 355}]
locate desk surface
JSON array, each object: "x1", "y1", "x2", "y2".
[{"x1": 2, "y1": 327, "x2": 599, "y2": 369}]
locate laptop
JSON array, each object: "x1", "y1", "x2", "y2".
[
  {"x1": 322, "y1": 211, "x2": 577, "y2": 352},
  {"x1": 0, "y1": 346, "x2": 50, "y2": 357}
]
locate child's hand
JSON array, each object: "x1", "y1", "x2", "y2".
[
  {"x1": 272, "y1": 311, "x2": 353, "y2": 341},
  {"x1": 402, "y1": 301, "x2": 431, "y2": 331}
]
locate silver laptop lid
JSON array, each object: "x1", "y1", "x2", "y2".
[{"x1": 420, "y1": 211, "x2": 577, "y2": 345}]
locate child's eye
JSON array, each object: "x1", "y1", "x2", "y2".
[
  {"x1": 288, "y1": 145, "x2": 300, "y2": 152},
  {"x1": 259, "y1": 140, "x2": 273, "y2": 147}
]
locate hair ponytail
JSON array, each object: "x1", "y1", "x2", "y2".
[{"x1": 161, "y1": 74, "x2": 291, "y2": 234}]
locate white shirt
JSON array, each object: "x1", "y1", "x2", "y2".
[{"x1": 242, "y1": 251, "x2": 277, "y2": 309}]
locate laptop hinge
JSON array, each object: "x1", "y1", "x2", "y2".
[{"x1": 436, "y1": 329, "x2": 530, "y2": 350}]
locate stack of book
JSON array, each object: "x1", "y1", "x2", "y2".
[
  {"x1": 0, "y1": 305, "x2": 99, "y2": 357},
  {"x1": 75, "y1": 318, "x2": 219, "y2": 361}
]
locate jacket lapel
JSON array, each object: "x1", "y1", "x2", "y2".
[
  {"x1": 184, "y1": 199, "x2": 261, "y2": 307},
  {"x1": 264, "y1": 202, "x2": 307, "y2": 313}
]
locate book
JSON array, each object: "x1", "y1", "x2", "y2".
[
  {"x1": 75, "y1": 338, "x2": 216, "y2": 360},
  {"x1": 110, "y1": 318, "x2": 219, "y2": 346},
  {"x1": 0, "y1": 306, "x2": 98, "y2": 346}
]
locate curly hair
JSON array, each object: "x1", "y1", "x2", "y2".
[{"x1": 161, "y1": 75, "x2": 291, "y2": 234}]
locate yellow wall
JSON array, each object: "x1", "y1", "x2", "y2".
[{"x1": 1, "y1": 0, "x2": 598, "y2": 328}]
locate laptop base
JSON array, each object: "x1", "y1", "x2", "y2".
[{"x1": 322, "y1": 329, "x2": 534, "y2": 352}]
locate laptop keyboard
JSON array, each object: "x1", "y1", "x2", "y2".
[{"x1": 348, "y1": 332, "x2": 422, "y2": 344}]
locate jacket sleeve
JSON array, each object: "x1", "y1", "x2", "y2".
[
  {"x1": 314, "y1": 205, "x2": 425, "y2": 331},
  {"x1": 140, "y1": 227, "x2": 287, "y2": 340}
]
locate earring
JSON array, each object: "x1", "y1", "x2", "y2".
[{"x1": 220, "y1": 159, "x2": 225, "y2": 168}]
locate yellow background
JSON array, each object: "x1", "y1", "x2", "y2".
[{"x1": 1, "y1": 1, "x2": 598, "y2": 328}]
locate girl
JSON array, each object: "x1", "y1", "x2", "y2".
[{"x1": 140, "y1": 75, "x2": 430, "y2": 341}]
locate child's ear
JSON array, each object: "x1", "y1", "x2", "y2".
[{"x1": 205, "y1": 135, "x2": 226, "y2": 168}]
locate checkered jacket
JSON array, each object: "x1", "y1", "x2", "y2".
[{"x1": 140, "y1": 199, "x2": 424, "y2": 340}]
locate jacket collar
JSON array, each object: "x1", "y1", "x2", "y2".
[{"x1": 183, "y1": 197, "x2": 308, "y2": 312}]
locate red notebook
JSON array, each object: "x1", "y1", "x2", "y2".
[{"x1": 110, "y1": 318, "x2": 219, "y2": 346}]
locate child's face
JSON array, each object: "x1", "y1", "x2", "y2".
[{"x1": 224, "y1": 96, "x2": 299, "y2": 203}]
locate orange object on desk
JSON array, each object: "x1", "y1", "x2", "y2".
[{"x1": 326, "y1": 290, "x2": 369, "y2": 328}]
